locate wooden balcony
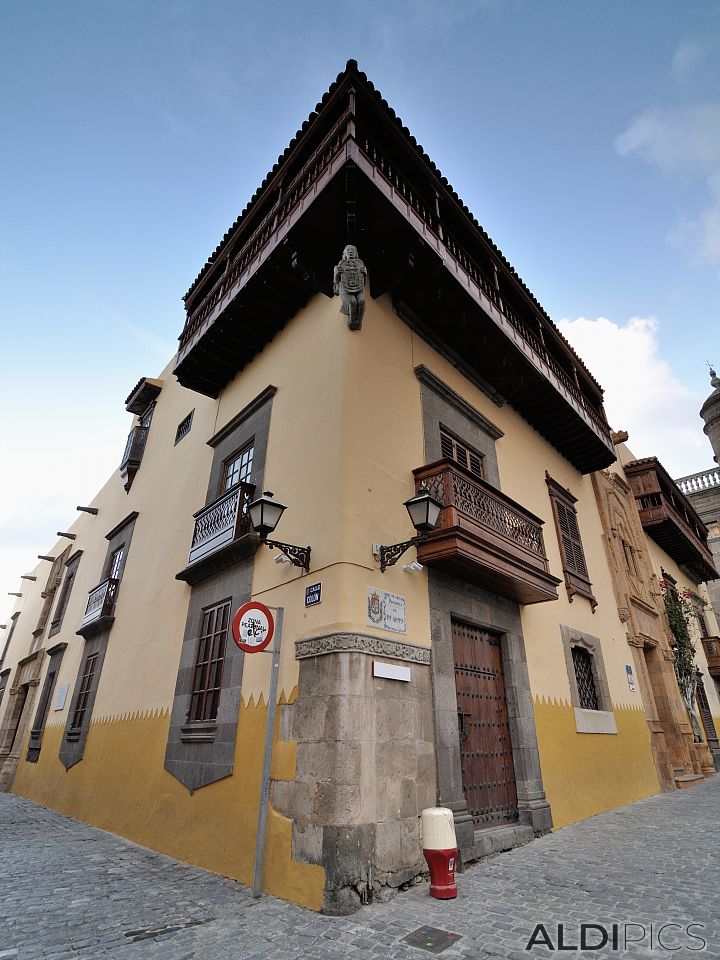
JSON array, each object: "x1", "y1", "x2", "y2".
[
  {"x1": 413, "y1": 459, "x2": 560, "y2": 604},
  {"x1": 119, "y1": 425, "x2": 149, "y2": 492},
  {"x1": 173, "y1": 62, "x2": 615, "y2": 474},
  {"x1": 77, "y1": 578, "x2": 118, "y2": 638},
  {"x1": 702, "y1": 638, "x2": 720, "y2": 678},
  {"x1": 176, "y1": 482, "x2": 258, "y2": 585},
  {"x1": 625, "y1": 458, "x2": 718, "y2": 584}
]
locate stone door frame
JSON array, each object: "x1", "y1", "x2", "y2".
[{"x1": 428, "y1": 571, "x2": 552, "y2": 864}]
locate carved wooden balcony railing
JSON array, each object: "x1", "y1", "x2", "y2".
[
  {"x1": 172, "y1": 65, "x2": 614, "y2": 473},
  {"x1": 702, "y1": 638, "x2": 720, "y2": 678},
  {"x1": 358, "y1": 133, "x2": 612, "y2": 446},
  {"x1": 179, "y1": 110, "x2": 353, "y2": 354},
  {"x1": 77, "y1": 578, "x2": 118, "y2": 637},
  {"x1": 412, "y1": 459, "x2": 560, "y2": 604},
  {"x1": 119, "y1": 425, "x2": 149, "y2": 492},
  {"x1": 625, "y1": 458, "x2": 718, "y2": 584},
  {"x1": 176, "y1": 482, "x2": 257, "y2": 585}
]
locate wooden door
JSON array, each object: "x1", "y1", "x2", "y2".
[{"x1": 452, "y1": 620, "x2": 518, "y2": 828}]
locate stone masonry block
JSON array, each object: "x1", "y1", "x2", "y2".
[
  {"x1": 375, "y1": 698, "x2": 417, "y2": 737},
  {"x1": 314, "y1": 783, "x2": 362, "y2": 826},
  {"x1": 295, "y1": 741, "x2": 362, "y2": 785},
  {"x1": 376, "y1": 740, "x2": 417, "y2": 781},
  {"x1": 291, "y1": 822, "x2": 323, "y2": 864}
]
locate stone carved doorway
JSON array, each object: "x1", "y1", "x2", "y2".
[
  {"x1": 452, "y1": 619, "x2": 518, "y2": 828},
  {"x1": 3, "y1": 685, "x2": 28, "y2": 756}
]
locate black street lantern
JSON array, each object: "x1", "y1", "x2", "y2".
[
  {"x1": 248, "y1": 492, "x2": 287, "y2": 539},
  {"x1": 247, "y1": 491, "x2": 311, "y2": 572},
  {"x1": 404, "y1": 488, "x2": 443, "y2": 534},
  {"x1": 377, "y1": 488, "x2": 443, "y2": 572}
]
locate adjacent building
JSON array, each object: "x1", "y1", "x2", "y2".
[
  {"x1": 0, "y1": 61, "x2": 718, "y2": 914},
  {"x1": 676, "y1": 369, "x2": 720, "y2": 749}
]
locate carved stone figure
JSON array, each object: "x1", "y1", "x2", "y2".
[{"x1": 333, "y1": 245, "x2": 367, "y2": 330}]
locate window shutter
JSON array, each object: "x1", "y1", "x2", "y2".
[
  {"x1": 440, "y1": 430, "x2": 484, "y2": 478},
  {"x1": 546, "y1": 475, "x2": 596, "y2": 610}
]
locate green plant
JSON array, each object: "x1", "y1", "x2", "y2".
[{"x1": 661, "y1": 579, "x2": 702, "y2": 741}]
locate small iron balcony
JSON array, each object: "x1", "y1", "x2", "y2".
[{"x1": 176, "y1": 482, "x2": 257, "y2": 585}]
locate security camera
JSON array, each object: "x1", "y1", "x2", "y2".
[
  {"x1": 274, "y1": 553, "x2": 291, "y2": 564},
  {"x1": 403, "y1": 560, "x2": 424, "y2": 573}
]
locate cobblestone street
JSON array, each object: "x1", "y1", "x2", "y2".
[{"x1": 1, "y1": 778, "x2": 719, "y2": 960}]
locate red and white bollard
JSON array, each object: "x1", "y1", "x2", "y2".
[{"x1": 421, "y1": 807, "x2": 458, "y2": 899}]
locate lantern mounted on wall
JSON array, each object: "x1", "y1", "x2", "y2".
[
  {"x1": 247, "y1": 492, "x2": 311, "y2": 572},
  {"x1": 374, "y1": 488, "x2": 443, "y2": 572}
]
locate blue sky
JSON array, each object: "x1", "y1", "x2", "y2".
[{"x1": 2, "y1": 0, "x2": 719, "y2": 619}]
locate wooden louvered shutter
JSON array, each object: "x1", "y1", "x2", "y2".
[
  {"x1": 440, "y1": 429, "x2": 484, "y2": 479},
  {"x1": 546, "y1": 475, "x2": 596, "y2": 610},
  {"x1": 555, "y1": 500, "x2": 588, "y2": 578}
]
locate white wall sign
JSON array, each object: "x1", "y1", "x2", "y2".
[
  {"x1": 372, "y1": 660, "x2": 411, "y2": 682},
  {"x1": 54, "y1": 683, "x2": 69, "y2": 711},
  {"x1": 367, "y1": 588, "x2": 407, "y2": 634}
]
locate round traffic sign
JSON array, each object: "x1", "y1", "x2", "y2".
[{"x1": 232, "y1": 601, "x2": 275, "y2": 653}]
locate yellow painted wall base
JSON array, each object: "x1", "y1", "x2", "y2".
[
  {"x1": 11, "y1": 692, "x2": 324, "y2": 911},
  {"x1": 533, "y1": 697, "x2": 661, "y2": 829}
]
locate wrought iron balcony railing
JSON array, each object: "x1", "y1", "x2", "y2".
[
  {"x1": 412, "y1": 459, "x2": 560, "y2": 604},
  {"x1": 80, "y1": 578, "x2": 118, "y2": 629},
  {"x1": 187, "y1": 482, "x2": 255, "y2": 567}
]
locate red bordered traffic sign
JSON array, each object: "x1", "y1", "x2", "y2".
[{"x1": 232, "y1": 601, "x2": 275, "y2": 653}]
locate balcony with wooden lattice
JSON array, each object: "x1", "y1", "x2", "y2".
[
  {"x1": 624, "y1": 458, "x2": 718, "y2": 584},
  {"x1": 413, "y1": 459, "x2": 560, "y2": 604},
  {"x1": 702, "y1": 637, "x2": 720, "y2": 678},
  {"x1": 173, "y1": 61, "x2": 615, "y2": 475}
]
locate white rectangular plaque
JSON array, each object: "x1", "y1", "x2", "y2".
[
  {"x1": 54, "y1": 683, "x2": 69, "y2": 711},
  {"x1": 372, "y1": 660, "x2": 411, "y2": 682}
]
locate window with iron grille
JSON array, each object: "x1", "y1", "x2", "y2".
[
  {"x1": 71, "y1": 654, "x2": 99, "y2": 730},
  {"x1": 571, "y1": 646, "x2": 600, "y2": 710},
  {"x1": 107, "y1": 546, "x2": 125, "y2": 582},
  {"x1": 189, "y1": 601, "x2": 231, "y2": 723},
  {"x1": 440, "y1": 429, "x2": 484, "y2": 478},
  {"x1": 0, "y1": 670, "x2": 9, "y2": 709},
  {"x1": 175, "y1": 410, "x2": 194, "y2": 445},
  {"x1": 546, "y1": 475, "x2": 596, "y2": 610},
  {"x1": 222, "y1": 442, "x2": 254, "y2": 493}
]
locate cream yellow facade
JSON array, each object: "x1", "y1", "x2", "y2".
[{"x1": 1, "y1": 61, "x2": 717, "y2": 914}]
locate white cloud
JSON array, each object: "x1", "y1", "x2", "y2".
[
  {"x1": 557, "y1": 315, "x2": 709, "y2": 477},
  {"x1": 668, "y1": 169, "x2": 720, "y2": 267},
  {"x1": 616, "y1": 103, "x2": 720, "y2": 269},
  {"x1": 615, "y1": 103, "x2": 720, "y2": 176},
  {"x1": 671, "y1": 40, "x2": 707, "y2": 84}
]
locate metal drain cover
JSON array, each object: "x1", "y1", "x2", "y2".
[{"x1": 401, "y1": 925, "x2": 462, "y2": 954}]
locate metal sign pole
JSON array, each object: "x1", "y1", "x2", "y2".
[{"x1": 252, "y1": 606, "x2": 283, "y2": 898}]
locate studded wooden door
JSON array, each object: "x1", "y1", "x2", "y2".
[{"x1": 452, "y1": 620, "x2": 518, "y2": 828}]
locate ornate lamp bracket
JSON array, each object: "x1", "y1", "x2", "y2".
[
  {"x1": 264, "y1": 539, "x2": 311, "y2": 573},
  {"x1": 378, "y1": 536, "x2": 427, "y2": 573}
]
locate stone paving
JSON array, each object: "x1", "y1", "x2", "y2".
[{"x1": 1, "y1": 778, "x2": 719, "y2": 960}]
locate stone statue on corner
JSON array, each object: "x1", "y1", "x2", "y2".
[{"x1": 333, "y1": 245, "x2": 367, "y2": 331}]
